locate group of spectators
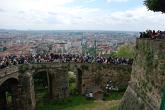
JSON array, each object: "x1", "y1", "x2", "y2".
[
  {"x1": 0, "y1": 54, "x2": 133, "y2": 69},
  {"x1": 140, "y1": 30, "x2": 165, "y2": 39}
]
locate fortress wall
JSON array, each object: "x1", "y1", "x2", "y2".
[
  {"x1": 119, "y1": 39, "x2": 165, "y2": 110},
  {"x1": 80, "y1": 64, "x2": 132, "y2": 94},
  {"x1": 0, "y1": 63, "x2": 132, "y2": 110}
]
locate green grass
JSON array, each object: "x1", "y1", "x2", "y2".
[
  {"x1": 107, "y1": 105, "x2": 118, "y2": 110},
  {"x1": 104, "y1": 91, "x2": 124, "y2": 101},
  {"x1": 69, "y1": 82, "x2": 76, "y2": 93},
  {"x1": 35, "y1": 82, "x2": 98, "y2": 110},
  {"x1": 36, "y1": 91, "x2": 124, "y2": 110},
  {"x1": 35, "y1": 82, "x2": 124, "y2": 110},
  {"x1": 35, "y1": 88, "x2": 49, "y2": 103},
  {"x1": 105, "y1": 91, "x2": 124, "y2": 110},
  {"x1": 36, "y1": 95, "x2": 97, "y2": 110}
]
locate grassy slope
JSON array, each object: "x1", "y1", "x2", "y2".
[
  {"x1": 36, "y1": 91, "x2": 124, "y2": 110},
  {"x1": 107, "y1": 105, "x2": 118, "y2": 110},
  {"x1": 36, "y1": 95, "x2": 97, "y2": 110}
]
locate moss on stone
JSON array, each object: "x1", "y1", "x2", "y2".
[
  {"x1": 144, "y1": 48, "x2": 154, "y2": 74},
  {"x1": 81, "y1": 65, "x2": 89, "y2": 71},
  {"x1": 159, "y1": 62, "x2": 165, "y2": 75},
  {"x1": 19, "y1": 64, "x2": 29, "y2": 74},
  {"x1": 159, "y1": 51, "x2": 165, "y2": 59}
]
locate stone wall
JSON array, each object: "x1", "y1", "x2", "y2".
[
  {"x1": 0, "y1": 63, "x2": 132, "y2": 110},
  {"x1": 19, "y1": 72, "x2": 36, "y2": 110},
  {"x1": 79, "y1": 64, "x2": 132, "y2": 94},
  {"x1": 119, "y1": 38, "x2": 165, "y2": 110},
  {"x1": 19, "y1": 63, "x2": 69, "y2": 100},
  {"x1": 0, "y1": 63, "x2": 69, "y2": 110},
  {"x1": 0, "y1": 66, "x2": 19, "y2": 85}
]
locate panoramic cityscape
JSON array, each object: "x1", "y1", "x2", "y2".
[
  {"x1": 0, "y1": 0, "x2": 165, "y2": 110},
  {"x1": 0, "y1": 30, "x2": 137, "y2": 57}
]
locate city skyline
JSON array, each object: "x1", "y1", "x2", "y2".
[{"x1": 0, "y1": 0, "x2": 165, "y2": 31}]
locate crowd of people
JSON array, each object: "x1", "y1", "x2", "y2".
[
  {"x1": 0, "y1": 54, "x2": 133, "y2": 69},
  {"x1": 140, "y1": 30, "x2": 165, "y2": 39}
]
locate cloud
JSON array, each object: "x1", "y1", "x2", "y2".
[
  {"x1": 0, "y1": 0, "x2": 74, "y2": 12},
  {"x1": 96, "y1": 7, "x2": 165, "y2": 31},
  {"x1": 80, "y1": 0, "x2": 96, "y2": 3},
  {"x1": 0, "y1": 0, "x2": 165, "y2": 31},
  {"x1": 0, "y1": 8, "x2": 5, "y2": 12},
  {"x1": 107, "y1": 0, "x2": 129, "y2": 3}
]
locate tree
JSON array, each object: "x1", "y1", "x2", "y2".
[
  {"x1": 144, "y1": 0, "x2": 165, "y2": 13},
  {"x1": 115, "y1": 44, "x2": 134, "y2": 58}
]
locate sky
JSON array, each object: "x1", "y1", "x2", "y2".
[{"x1": 0, "y1": 0, "x2": 165, "y2": 31}]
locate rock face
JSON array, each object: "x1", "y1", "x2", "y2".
[{"x1": 119, "y1": 38, "x2": 165, "y2": 110}]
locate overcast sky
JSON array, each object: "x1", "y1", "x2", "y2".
[{"x1": 0, "y1": 0, "x2": 165, "y2": 31}]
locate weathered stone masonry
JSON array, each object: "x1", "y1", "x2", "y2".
[
  {"x1": 119, "y1": 39, "x2": 165, "y2": 110},
  {"x1": 0, "y1": 64, "x2": 69, "y2": 110},
  {"x1": 0, "y1": 63, "x2": 131, "y2": 110}
]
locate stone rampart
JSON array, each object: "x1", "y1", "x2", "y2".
[
  {"x1": 119, "y1": 38, "x2": 165, "y2": 110},
  {"x1": 0, "y1": 63, "x2": 132, "y2": 110}
]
